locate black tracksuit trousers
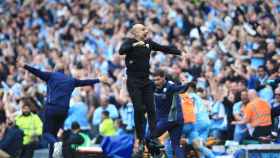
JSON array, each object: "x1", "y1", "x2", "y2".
[{"x1": 127, "y1": 76, "x2": 156, "y2": 141}]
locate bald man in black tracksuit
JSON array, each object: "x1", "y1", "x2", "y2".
[{"x1": 119, "y1": 24, "x2": 181, "y2": 156}]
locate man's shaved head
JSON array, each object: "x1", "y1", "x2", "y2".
[
  {"x1": 131, "y1": 24, "x2": 145, "y2": 32},
  {"x1": 130, "y1": 24, "x2": 148, "y2": 41},
  {"x1": 248, "y1": 89, "x2": 258, "y2": 101},
  {"x1": 54, "y1": 61, "x2": 65, "y2": 72}
]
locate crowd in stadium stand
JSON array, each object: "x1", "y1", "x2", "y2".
[{"x1": 0, "y1": 0, "x2": 280, "y2": 157}]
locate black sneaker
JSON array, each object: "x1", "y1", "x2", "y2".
[
  {"x1": 147, "y1": 139, "x2": 164, "y2": 149},
  {"x1": 146, "y1": 139, "x2": 164, "y2": 157},
  {"x1": 152, "y1": 152, "x2": 163, "y2": 158},
  {"x1": 132, "y1": 141, "x2": 145, "y2": 158}
]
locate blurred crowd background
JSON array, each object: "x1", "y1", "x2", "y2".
[{"x1": 0, "y1": 0, "x2": 280, "y2": 156}]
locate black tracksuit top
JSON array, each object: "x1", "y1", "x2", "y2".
[{"x1": 119, "y1": 38, "x2": 181, "y2": 78}]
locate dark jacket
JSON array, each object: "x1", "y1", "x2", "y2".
[
  {"x1": 119, "y1": 38, "x2": 181, "y2": 78},
  {"x1": 154, "y1": 81, "x2": 188, "y2": 123},
  {"x1": 62, "y1": 130, "x2": 84, "y2": 158},
  {"x1": 0, "y1": 125, "x2": 23, "y2": 157},
  {"x1": 24, "y1": 65, "x2": 100, "y2": 111}
]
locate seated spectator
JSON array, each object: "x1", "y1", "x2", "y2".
[
  {"x1": 99, "y1": 111, "x2": 117, "y2": 137},
  {"x1": 232, "y1": 90, "x2": 272, "y2": 138},
  {"x1": 0, "y1": 112, "x2": 23, "y2": 158},
  {"x1": 15, "y1": 97, "x2": 43, "y2": 158},
  {"x1": 62, "y1": 121, "x2": 91, "y2": 158}
]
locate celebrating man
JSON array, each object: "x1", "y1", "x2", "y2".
[{"x1": 119, "y1": 24, "x2": 181, "y2": 156}]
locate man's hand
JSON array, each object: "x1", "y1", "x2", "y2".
[
  {"x1": 17, "y1": 58, "x2": 25, "y2": 68},
  {"x1": 99, "y1": 75, "x2": 110, "y2": 85},
  {"x1": 16, "y1": 59, "x2": 26, "y2": 73},
  {"x1": 57, "y1": 129, "x2": 64, "y2": 138},
  {"x1": 179, "y1": 73, "x2": 189, "y2": 85},
  {"x1": 133, "y1": 41, "x2": 145, "y2": 47}
]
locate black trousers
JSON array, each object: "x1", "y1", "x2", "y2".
[
  {"x1": 20, "y1": 143, "x2": 37, "y2": 158},
  {"x1": 126, "y1": 77, "x2": 156, "y2": 140},
  {"x1": 43, "y1": 107, "x2": 68, "y2": 137},
  {"x1": 43, "y1": 107, "x2": 68, "y2": 158},
  {"x1": 253, "y1": 125, "x2": 272, "y2": 138}
]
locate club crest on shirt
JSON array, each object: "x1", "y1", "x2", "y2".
[
  {"x1": 145, "y1": 44, "x2": 150, "y2": 48},
  {"x1": 154, "y1": 92, "x2": 166, "y2": 99}
]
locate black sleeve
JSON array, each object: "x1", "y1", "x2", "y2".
[
  {"x1": 0, "y1": 132, "x2": 12, "y2": 150},
  {"x1": 119, "y1": 39, "x2": 134, "y2": 55},
  {"x1": 24, "y1": 65, "x2": 51, "y2": 81},
  {"x1": 66, "y1": 133, "x2": 84, "y2": 145},
  {"x1": 74, "y1": 79, "x2": 100, "y2": 87},
  {"x1": 147, "y1": 39, "x2": 181, "y2": 55},
  {"x1": 168, "y1": 83, "x2": 189, "y2": 94}
]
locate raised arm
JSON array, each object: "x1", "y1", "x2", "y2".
[
  {"x1": 147, "y1": 39, "x2": 181, "y2": 55},
  {"x1": 168, "y1": 83, "x2": 189, "y2": 94},
  {"x1": 24, "y1": 65, "x2": 51, "y2": 81},
  {"x1": 74, "y1": 75, "x2": 108, "y2": 87},
  {"x1": 231, "y1": 65, "x2": 250, "y2": 80},
  {"x1": 74, "y1": 79, "x2": 100, "y2": 87}
]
